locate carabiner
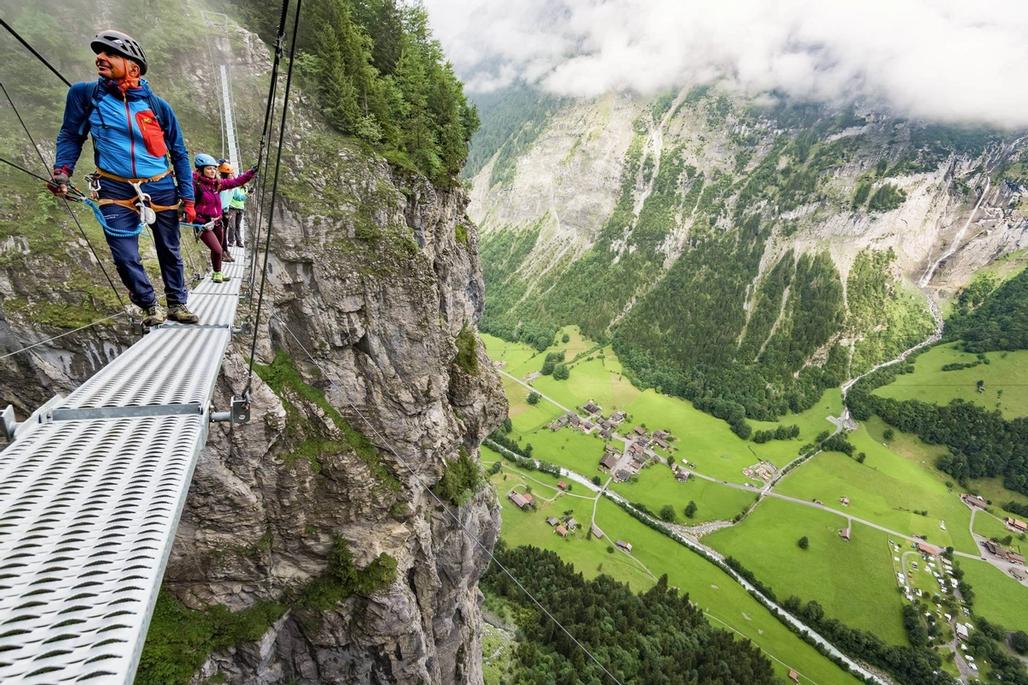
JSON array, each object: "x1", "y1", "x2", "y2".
[
  {"x1": 85, "y1": 173, "x2": 101, "y2": 200},
  {"x1": 130, "y1": 181, "x2": 157, "y2": 226}
]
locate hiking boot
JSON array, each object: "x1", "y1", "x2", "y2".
[
  {"x1": 222, "y1": 253, "x2": 236, "y2": 263},
  {"x1": 212, "y1": 271, "x2": 225, "y2": 283},
  {"x1": 141, "y1": 304, "x2": 165, "y2": 327},
  {"x1": 167, "y1": 304, "x2": 199, "y2": 324}
]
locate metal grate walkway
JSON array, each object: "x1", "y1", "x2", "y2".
[{"x1": 0, "y1": 244, "x2": 246, "y2": 683}]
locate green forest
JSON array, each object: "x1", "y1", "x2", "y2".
[
  {"x1": 850, "y1": 267, "x2": 1028, "y2": 496},
  {"x1": 482, "y1": 544, "x2": 776, "y2": 684},
  {"x1": 232, "y1": 0, "x2": 477, "y2": 186}
]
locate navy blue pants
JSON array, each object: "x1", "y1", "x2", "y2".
[{"x1": 98, "y1": 178, "x2": 187, "y2": 308}]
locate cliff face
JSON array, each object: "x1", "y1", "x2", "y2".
[
  {"x1": 173, "y1": 155, "x2": 505, "y2": 683},
  {"x1": 0, "y1": 7, "x2": 505, "y2": 683}
]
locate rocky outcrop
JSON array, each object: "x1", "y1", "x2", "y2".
[{"x1": 167, "y1": 149, "x2": 506, "y2": 683}]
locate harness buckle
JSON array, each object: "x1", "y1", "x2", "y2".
[{"x1": 130, "y1": 181, "x2": 157, "y2": 226}]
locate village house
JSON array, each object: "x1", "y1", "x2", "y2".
[
  {"x1": 546, "y1": 517, "x2": 559, "y2": 527},
  {"x1": 591, "y1": 523, "x2": 605, "y2": 539},
  {"x1": 788, "y1": 670, "x2": 799, "y2": 683},
  {"x1": 1008, "y1": 551, "x2": 1025, "y2": 565},
  {"x1": 548, "y1": 415, "x2": 570, "y2": 431},
  {"x1": 583, "y1": 400, "x2": 601, "y2": 415},
  {"x1": 615, "y1": 469, "x2": 631, "y2": 482},
  {"x1": 566, "y1": 517, "x2": 580, "y2": 530},
  {"x1": 633, "y1": 426, "x2": 646, "y2": 436},
  {"x1": 610, "y1": 411, "x2": 626, "y2": 424},
  {"x1": 582, "y1": 420, "x2": 594, "y2": 431},
  {"x1": 982, "y1": 540, "x2": 1001, "y2": 555},
  {"x1": 839, "y1": 497, "x2": 850, "y2": 506},
  {"x1": 839, "y1": 526, "x2": 851, "y2": 541},
  {"x1": 525, "y1": 372, "x2": 541, "y2": 382},
  {"x1": 508, "y1": 491, "x2": 533, "y2": 510},
  {"x1": 955, "y1": 623, "x2": 971, "y2": 641},
  {"x1": 599, "y1": 453, "x2": 620, "y2": 471},
  {"x1": 917, "y1": 541, "x2": 942, "y2": 556},
  {"x1": 616, "y1": 540, "x2": 633, "y2": 552},
  {"x1": 1005, "y1": 517, "x2": 1028, "y2": 533},
  {"x1": 961, "y1": 494, "x2": 988, "y2": 509},
  {"x1": 557, "y1": 481, "x2": 568, "y2": 491},
  {"x1": 555, "y1": 524, "x2": 569, "y2": 538},
  {"x1": 653, "y1": 436, "x2": 670, "y2": 450},
  {"x1": 599, "y1": 429, "x2": 612, "y2": 440},
  {"x1": 675, "y1": 468, "x2": 691, "y2": 482},
  {"x1": 567, "y1": 413, "x2": 581, "y2": 426}
]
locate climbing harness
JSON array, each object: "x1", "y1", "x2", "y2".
[{"x1": 79, "y1": 170, "x2": 181, "y2": 237}]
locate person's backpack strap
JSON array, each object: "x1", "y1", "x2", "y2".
[{"x1": 76, "y1": 82, "x2": 106, "y2": 136}]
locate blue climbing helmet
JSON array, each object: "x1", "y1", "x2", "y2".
[{"x1": 194, "y1": 153, "x2": 218, "y2": 169}]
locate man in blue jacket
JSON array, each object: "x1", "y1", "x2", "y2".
[{"x1": 49, "y1": 30, "x2": 198, "y2": 325}]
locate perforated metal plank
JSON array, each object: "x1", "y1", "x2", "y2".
[
  {"x1": 192, "y1": 275, "x2": 242, "y2": 296},
  {"x1": 168, "y1": 291, "x2": 239, "y2": 328},
  {"x1": 57, "y1": 327, "x2": 230, "y2": 410},
  {"x1": 0, "y1": 414, "x2": 207, "y2": 683}
]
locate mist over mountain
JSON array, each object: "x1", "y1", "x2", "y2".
[{"x1": 426, "y1": 0, "x2": 1028, "y2": 129}]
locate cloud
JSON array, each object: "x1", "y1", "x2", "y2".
[{"x1": 422, "y1": 0, "x2": 1028, "y2": 129}]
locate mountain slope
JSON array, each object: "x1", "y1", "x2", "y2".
[{"x1": 470, "y1": 86, "x2": 1028, "y2": 421}]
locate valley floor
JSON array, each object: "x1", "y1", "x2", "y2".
[{"x1": 482, "y1": 326, "x2": 1028, "y2": 684}]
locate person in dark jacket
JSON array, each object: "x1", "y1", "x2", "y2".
[
  {"x1": 192, "y1": 154, "x2": 255, "y2": 283},
  {"x1": 49, "y1": 30, "x2": 198, "y2": 325}
]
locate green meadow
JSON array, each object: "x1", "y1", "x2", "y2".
[
  {"x1": 874, "y1": 343, "x2": 1028, "y2": 419},
  {"x1": 775, "y1": 418, "x2": 977, "y2": 554},
  {"x1": 706, "y1": 498, "x2": 909, "y2": 645},
  {"x1": 484, "y1": 329, "x2": 841, "y2": 486},
  {"x1": 967, "y1": 477, "x2": 1028, "y2": 516},
  {"x1": 612, "y1": 464, "x2": 758, "y2": 524},
  {"x1": 959, "y1": 559, "x2": 1028, "y2": 633},
  {"x1": 483, "y1": 326, "x2": 1028, "y2": 668},
  {"x1": 488, "y1": 457, "x2": 863, "y2": 685}
]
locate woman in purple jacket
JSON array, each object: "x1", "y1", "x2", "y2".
[{"x1": 192, "y1": 153, "x2": 255, "y2": 282}]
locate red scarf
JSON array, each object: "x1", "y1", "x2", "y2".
[{"x1": 115, "y1": 75, "x2": 140, "y2": 94}]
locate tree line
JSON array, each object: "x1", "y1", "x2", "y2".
[
  {"x1": 482, "y1": 544, "x2": 776, "y2": 684},
  {"x1": 234, "y1": 0, "x2": 478, "y2": 186}
]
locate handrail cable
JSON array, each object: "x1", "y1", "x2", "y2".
[
  {"x1": 248, "y1": 0, "x2": 290, "y2": 293},
  {"x1": 0, "y1": 18, "x2": 71, "y2": 87},
  {"x1": 274, "y1": 317, "x2": 625, "y2": 685},
  {"x1": 244, "y1": 0, "x2": 301, "y2": 396},
  {"x1": 0, "y1": 312, "x2": 129, "y2": 362},
  {"x1": 0, "y1": 79, "x2": 128, "y2": 312}
]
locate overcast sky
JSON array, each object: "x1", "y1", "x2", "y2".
[{"x1": 422, "y1": 0, "x2": 1028, "y2": 129}]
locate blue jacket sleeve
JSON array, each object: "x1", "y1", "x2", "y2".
[
  {"x1": 157, "y1": 97, "x2": 194, "y2": 202},
  {"x1": 54, "y1": 83, "x2": 94, "y2": 174}
]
